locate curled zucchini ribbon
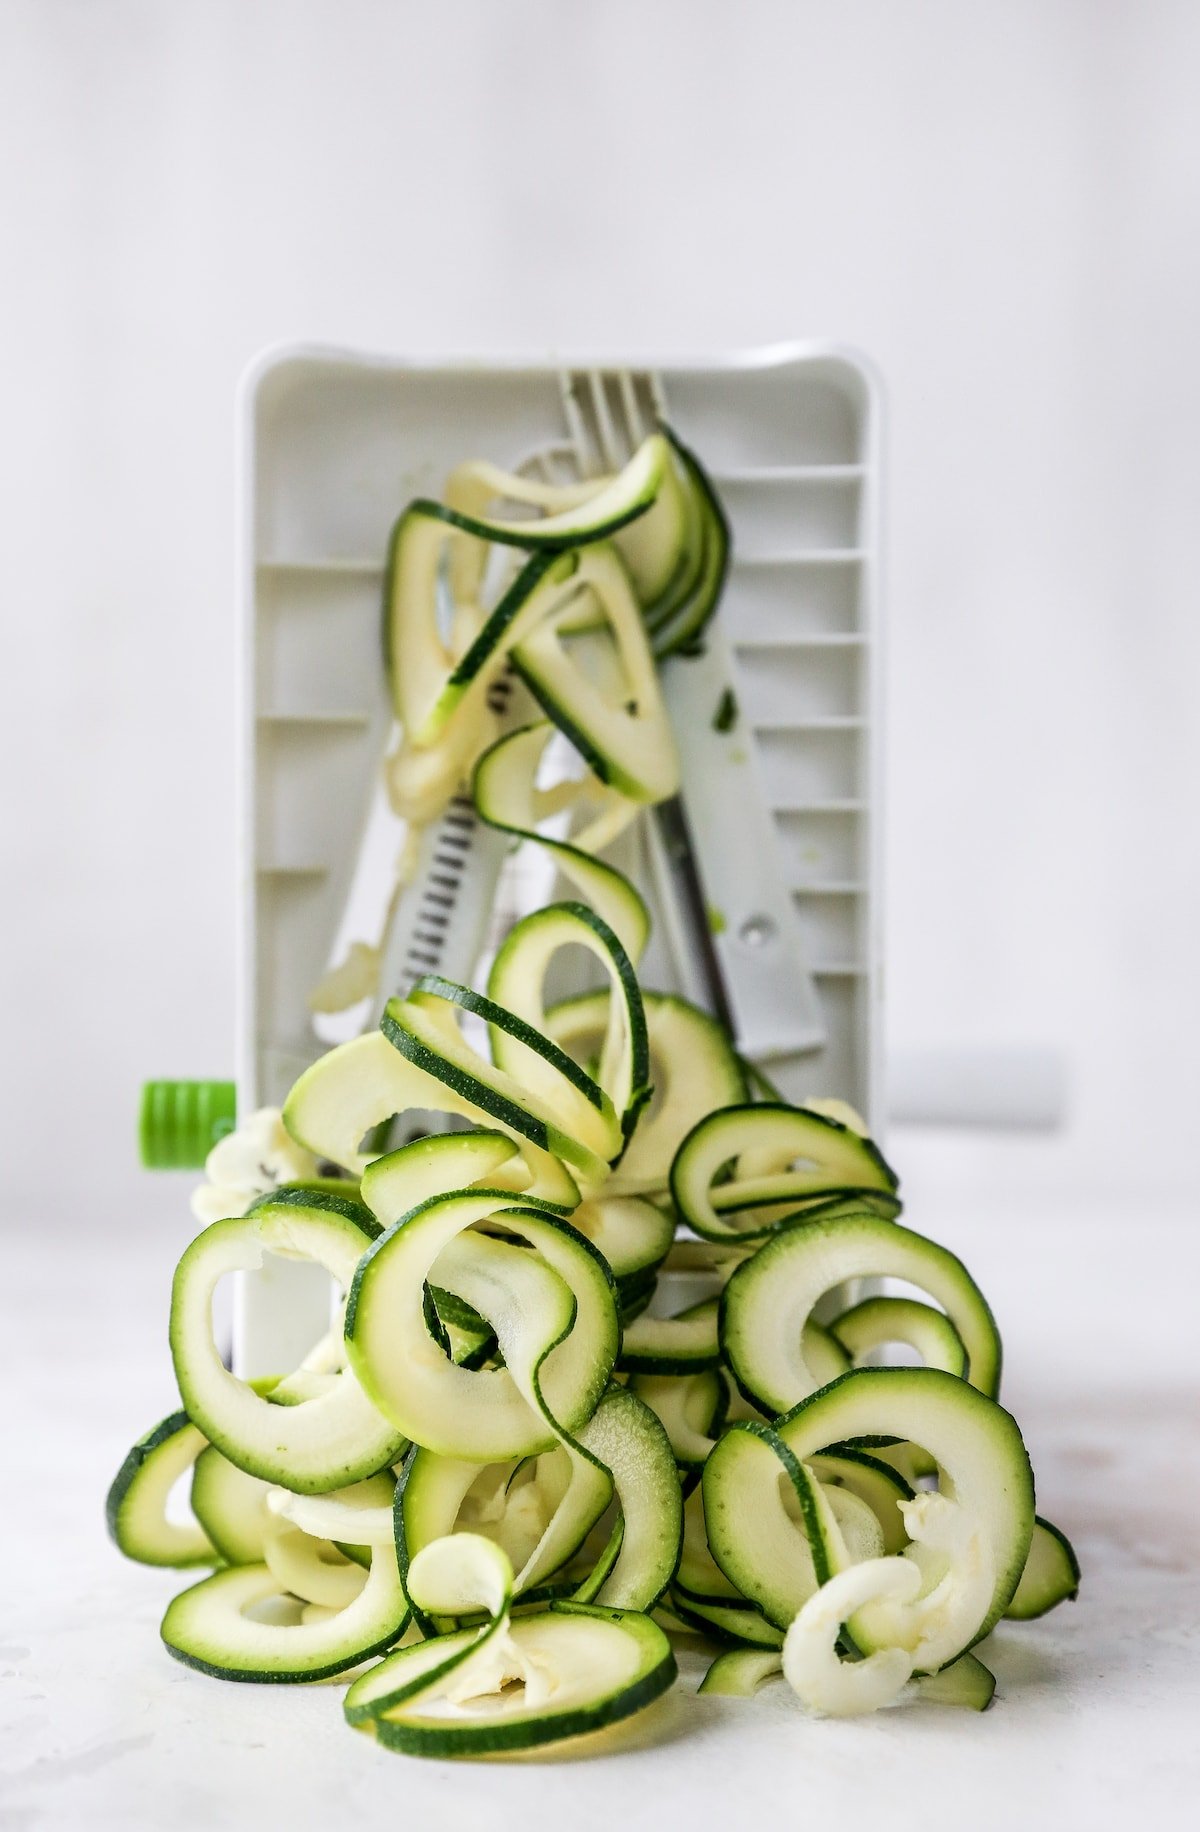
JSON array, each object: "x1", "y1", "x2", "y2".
[
  {"x1": 346, "y1": 1536, "x2": 677, "y2": 1755},
  {"x1": 781, "y1": 1493, "x2": 995, "y2": 1717},
  {"x1": 350, "y1": 1136, "x2": 680, "y2": 1623},
  {"x1": 169, "y1": 1191, "x2": 409, "y2": 1495},
  {"x1": 381, "y1": 430, "x2": 695, "y2": 859},
  {"x1": 473, "y1": 720, "x2": 649, "y2": 965},
  {"x1": 670, "y1": 1103, "x2": 900, "y2": 1242},
  {"x1": 288, "y1": 902, "x2": 651, "y2": 1195},
  {"x1": 544, "y1": 988, "x2": 747, "y2": 1197},
  {"x1": 161, "y1": 1466, "x2": 409, "y2": 1683}
]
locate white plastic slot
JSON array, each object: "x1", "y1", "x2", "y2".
[
  {"x1": 735, "y1": 633, "x2": 867, "y2": 650},
  {"x1": 774, "y1": 808, "x2": 865, "y2": 885},
  {"x1": 710, "y1": 463, "x2": 865, "y2": 484},
  {"x1": 257, "y1": 710, "x2": 373, "y2": 727},
  {"x1": 252, "y1": 365, "x2": 565, "y2": 561},
  {"x1": 792, "y1": 888, "x2": 865, "y2": 967},
  {"x1": 718, "y1": 475, "x2": 862, "y2": 555},
  {"x1": 735, "y1": 547, "x2": 866, "y2": 567},
  {"x1": 256, "y1": 570, "x2": 384, "y2": 718},
  {"x1": 658, "y1": 359, "x2": 866, "y2": 466},
  {"x1": 256, "y1": 558, "x2": 384, "y2": 578},
  {"x1": 756, "y1": 727, "x2": 863, "y2": 806},
  {"x1": 308, "y1": 772, "x2": 410, "y2": 1049},
  {"x1": 256, "y1": 861, "x2": 331, "y2": 879},
  {"x1": 256, "y1": 723, "x2": 378, "y2": 863},
  {"x1": 254, "y1": 878, "x2": 339, "y2": 1080},
  {"x1": 769, "y1": 974, "x2": 865, "y2": 1110},
  {"x1": 782, "y1": 798, "x2": 866, "y2": 813},
  {"x1": 722, "y1": 558, "x2": 864, "y2": 639},
  {"x1": 732, "y1": 644, "x2": 862, "y2": 724}
]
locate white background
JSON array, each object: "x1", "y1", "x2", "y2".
[{"x1": 2, "y1": 0, "x2": 1198, "y2": 1221}]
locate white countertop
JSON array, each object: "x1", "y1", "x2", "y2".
[{"x1": 3, "y1": 1188, "x2": 1196, "y2": 1830}]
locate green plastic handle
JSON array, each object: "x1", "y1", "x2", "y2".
[{"x1": 140, "y1": 1080, "x2": 237, "y2": 1169}]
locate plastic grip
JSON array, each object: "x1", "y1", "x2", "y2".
[{"x1": 139, "y1": 1080, "x2": 237, "y2": 1169}]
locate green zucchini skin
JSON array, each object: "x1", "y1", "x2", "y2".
[
  {"x1": 702, "y1": 1422, "x2": 834, "y2": 1598},
  {"x1": 916, "y1": 1651, "x2": 997, "y2": 1711},
  {"x1": 281, "y1": 1028, "x2": 580, "y2": 1210},
  {"x1": 161, "y1": 1556, "x2": 410, "y2": 1684},
  {"x1": 1004, "y1": 1516, "x2": 1081, "y2": 1619},
  {"x1": 574, "y1": 1385, "x2": 683, "y2": 1612},
  {"x1": 382, "y1": 508, "x2": 572, "y2": 732},
  {"x1": 106, "y1": 1409, "x2": 215, "y2": 1568},
  {"x1": 171, "y1": 1200, "x2": 408, "y2": 1494},
  {"x1": 344, "y1": 1625, "x2": 488, "y2": 1727},
  {"x1": 700, "y1": 1422, "x2": 889, "y2": 1633},
  {"x1": 243, "y1": 1182, "x2": 381, "y2": 1236},
  {"x1": 670, "y1": 1102, "x2": 899, "y2": 1244},
  {"x1": 509, "y1": 544, "x2": 680, "y2": 805},
  {"x1": 488, "y1": 900, "x2": 652, "y2": 1161},
  {"x1": 670, "y1": 1590, "x2": 785, "y2": 1650},
  {"x1": 366, "y1": 1605, "x2": 677, "y2": 1756},
  {"x1": 379, "y1": 986, "x2": 613, "y2": 1188},
  {"x1": 345, "y1": 1189, "x2": 619, "y2": 1463},
  {"x1": 618, "y1": 1298, "x2": 722, "y2": 1376},
  {"x1": 380, "y1": 1006, "x2": 550, "y2": 1154},
  {"x1": 406, "y1": 431, "x2": 665, "y2": 553},
  {"x1": 414, "y1": 973, "x2": 610, "y2": 1118},
  {"x1": 720, "y1": 1210, "x2": 1002, "y2": 1415},
  {"x1": 440, "y1": 548, "x2": 565, "y2": 692},
  {"x1": 807, "y1": 1447, "x2": 914, "y2": 1556},
  {"x1": 772, "y1": 1368, "x2": 1036, "y2": 1647},
  {"x1": 831, "y1": 1295, "x2": 968, "y2": 1379},
  {"x1": 698, "y1": 1647, "x2": 783, "y2": 1696},
  {"x1": 647, "y1": 429, "x2": 731, "y2": 660},
  {"x1": 545, "y1": 988, "x2": 746, "y2": 1197}
]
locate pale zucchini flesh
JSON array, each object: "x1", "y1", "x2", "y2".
[
  {"x1": 671, "y1": 1103, "x2": 899, "y2": 1242},
  {"x1": 105, "y1": 1410, "x2": 214, "y2": 1568},
  {"x1": 721, "y1": 1210, "x2": 1002, "y2": 1414},
  {"x1": 344, "y1": 1189, "x2": 619, "y2": 1462},
  {"x1": 161, "y1": 1535, "x2": 409, "y2": 1683},
  {"x1": 545, "y1": 988, "x2": 746, "y2": 1196},
  {"x1": 1005, "y1": 1516, "x2": 1081, "y2": 1619},
  {"x1": 365, "y1": 1604, "x2": 676, "y2": 1755},
  {"x1": 472, "y1": 721, "x2": 650, "y2": 965},
  {"x1": 190, "y1": 1447, "x2": 274, "y2": 1566},
  {"x1": 170, "y1": 1197, "x2": 408, "y2": 1494},
  {"x1": 772, "y1": 1369, "x2": 1036, "y2": 1647}
]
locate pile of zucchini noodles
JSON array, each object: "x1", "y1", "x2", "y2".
[{"x1": 109, "y1": 433, "x2": 1079, "y2": 1754}]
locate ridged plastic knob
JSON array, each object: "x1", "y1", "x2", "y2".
[{"x1": 139, "y1": 1080, "x2": 237, "y2": 1169}]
